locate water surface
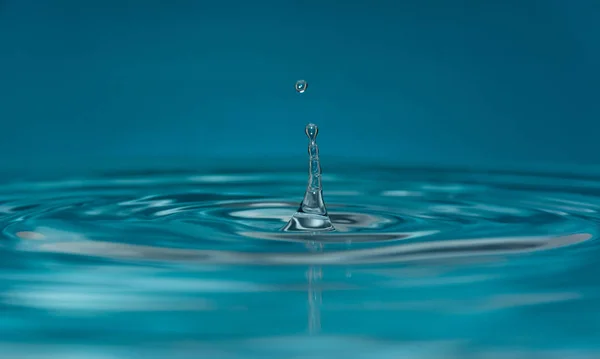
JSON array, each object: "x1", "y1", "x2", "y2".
[{"x1": 1, "y1": 162, "x2": 599, "y2": 358}]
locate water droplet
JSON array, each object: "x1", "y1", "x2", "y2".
[
  {"x1": 305, "y1": 123, "x2": 318, "y2": 142},
  {"x1": 282, "y1": 123, "x2": 335, "y2": 232},
  {"x1": 295, "y1": 80, "x2": 308, "y2": 93}
]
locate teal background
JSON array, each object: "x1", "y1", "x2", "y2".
[{"x1": 1, "y1": 0, "x2": 599, "y2": 167}]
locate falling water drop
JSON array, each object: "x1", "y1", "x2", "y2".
[
  {"x1": 282, "y1": 123, "x2": 335, "y2": 232},
  {"x1": 295, "y1": 80, "x2": 308, "y2": 93}
]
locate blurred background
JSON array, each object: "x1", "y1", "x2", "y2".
[{"x1": 0, "y1": 0, "x2": 599, "y2": 169}]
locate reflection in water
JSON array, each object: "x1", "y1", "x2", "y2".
[
  {"x1": 15, "y1": 231, "x2": 45, "y2": 240},
  {"x1": 17, "y1": 229, "x2": 591, "y2": 265},
  {"x1": 307, "y1": 242, "x2": 323, "y2": 334}
]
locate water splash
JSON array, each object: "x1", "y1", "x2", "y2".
[{"x1": 282, "y1": 123, "x2": 335, "y2": 232}]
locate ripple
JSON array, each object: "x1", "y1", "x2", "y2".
[
  {"x1": 0, "y1": 166, "x2": 597, "y2": 266},
  {"x1": 3, "y1": 165, "x2": 600, "y2": 354}
]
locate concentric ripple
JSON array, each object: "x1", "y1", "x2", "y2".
[{"x1": 0, "y1": 165, "x2": 598, "y2": 266}]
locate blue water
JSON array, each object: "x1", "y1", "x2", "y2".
[{"x1": 1, "y1": 162, "x2": 600, "y2": 358}]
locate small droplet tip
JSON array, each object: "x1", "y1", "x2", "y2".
[{"x1": 305, "y1": 123, "x2": 318, "y2": 141}]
